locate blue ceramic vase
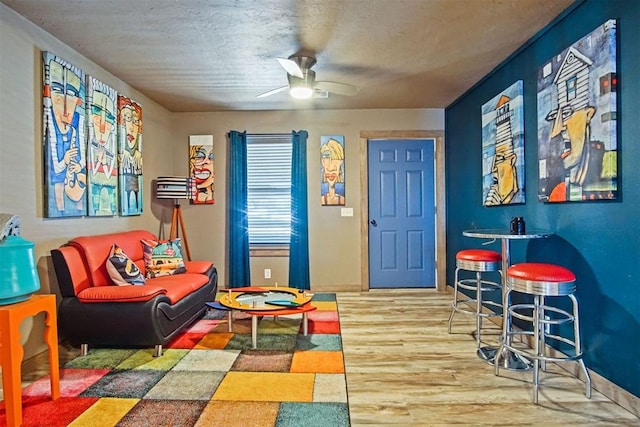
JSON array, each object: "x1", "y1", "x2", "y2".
[{"x1": 0, "y1": 235, "x2": 41, "y2": 305}]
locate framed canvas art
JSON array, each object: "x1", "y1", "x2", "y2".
[
  {"x1": 482, "y1": 80, "x2": 525, "y2": 206},
  {"x1": 42, "y1": 51, "x2": 87, "y2": 218},
  {"x1": 320, "y1": 135, "x2": 345, "y2": 206},
  {"x1": 537, "y1": 19, "x2": 617, "y2": 202},
  {"x1": 118, "y1": 95, "x2": 143, "y2": 215},
  {"x1": 87, "y1": 76, "x2": 118, "y2": 216},
  {"x1": 189, "y1": 135, "x2": 214, "y2": 204}
]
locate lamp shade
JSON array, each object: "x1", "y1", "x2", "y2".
[{"x1": 156, "y1": 176, "x2": 195, "y2": 200}]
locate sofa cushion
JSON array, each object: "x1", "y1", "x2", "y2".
[
  {"x1": 106, "y1": 244, "x2": 146, "y2": 286},
  {"x1": 70, "y1": 230, "x2": 157, "y2": 287},
  {"x1": 77, "y1": 283, "x2": 167, "y2": 303},
  {"x1": 142, "y1": 238, "x2": 187, "y2": 278}
]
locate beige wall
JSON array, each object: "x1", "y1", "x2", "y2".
[
  {"x1": 0, "y1": 5, "x2": 175, "y2": 358},
  {"x1": 171, "y1": 110, "x2": 444, "y2": 291},
  {"x1": 1, "y1": 3, "x2": 444, "y2": 360}
]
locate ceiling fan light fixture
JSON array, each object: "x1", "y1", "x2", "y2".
[
  {"x1": 288, "y1": 70, "x2": 315, "y2": 99},
  {"x1": 259, "y1": 55, "x2": 357, "y2": 100},
  {"x1": 290, "y1": 86, "x2": 313, "y2": 99}
]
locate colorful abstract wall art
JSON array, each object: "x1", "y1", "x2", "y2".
[
  {"x1": 42, "y1": 52, "x2": 87, "y2": 218},
  {"x1": 481, "y1": 80, "x2": 525, "y2": 206},
  {"x1": 320, "y1": 135, "x2": 346, "y2": 206},
  {"x1": 188, "y1": 135, "x2": 215, "y2": 204},
  {"x1": 537, "y1": 19, "x2": 617, "y2": 202},
  {"x1": 87, "y1": 77, "x2": 118, "y2": 216},
  {"x1": 118, "y1": 95, "x2": 143, "y2": 215}
]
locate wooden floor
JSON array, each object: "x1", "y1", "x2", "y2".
[
  {"x1": 337, "y1": 290, "x2": 639, "y2": 426},
  {"x1": 3, "y1": 290, "x2": 639, "y2": 426}
]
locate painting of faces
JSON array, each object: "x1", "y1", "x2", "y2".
[
  {"x1": 188, "y1": 135, "x2": 215, "y2": 204},
  {"x1": 42, "y1": 52, "x2": 87, "y2": 218},
  {"x1": 118, "y1": 95, "x2": 144, "y2": 215},
  {"x1": 537, "y1": 19, "x2": 617, "y2": 202},
  {"x1": 481, "y1": 80, "x2": 525, "y2": 206},
  {"x1": 320, "y1": 135, "x2": 345, "y2": 206},
  {"x1": 42, "y1": 51, "x2": 144, "y2": 218},
  {"x1": 87, "y1": 77, "x2": 118, "y2": 216}
]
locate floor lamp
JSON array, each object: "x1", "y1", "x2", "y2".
[{"x1": 156, "y1": 176, "x2": 195, "y2": 261}]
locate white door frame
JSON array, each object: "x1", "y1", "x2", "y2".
[{"x1": 360, "y1": 130, "x2": 447, "y2": 292}]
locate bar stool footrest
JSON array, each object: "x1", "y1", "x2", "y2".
[
  {"x1": 451, "y1": 299, "x2": 502, "y2": 318},
  {"x1": 457, "y1": 278, "x2": 501, "y2": 293},
  {"x1": 508, "y1": 303, "x2": 575, "y2": 326}
]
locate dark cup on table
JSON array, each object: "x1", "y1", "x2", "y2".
[{"x1": 510, "y1": 217, "x2": 526, "y2": 235}]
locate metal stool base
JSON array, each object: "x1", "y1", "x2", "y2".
[
  {"x1": 448, "y1": 264, "x2": 502, "y2": 349},
  {"x1": 495, "y1": 289, "x2": 591, "y2": 403}
]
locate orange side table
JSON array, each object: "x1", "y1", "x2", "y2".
[{"x1": 0, "y1": 295, "x2": 60, "y2": 426}]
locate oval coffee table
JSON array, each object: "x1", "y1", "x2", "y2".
[{"x1": 217, "y1": 286, "x2": 316, "y2": 348}]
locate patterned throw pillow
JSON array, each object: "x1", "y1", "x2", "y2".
[
  {"x1": 106, "y1": 244, "x2": 146, "y2": 286},
  {"x1": 141, "y1": 238, "x2": 187, "y2": 278}
]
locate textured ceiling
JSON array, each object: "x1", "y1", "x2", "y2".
[{"x1": 2, "y1": 0, "x2": 574, "y2": 112}]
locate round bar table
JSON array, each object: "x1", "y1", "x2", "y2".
[{"x1": 462, "y1": 228, "x2": 553, "y2": 370}]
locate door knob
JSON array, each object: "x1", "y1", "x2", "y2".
[{"x1": 370, "y1": 219, "x2": 377, "y2": 227}]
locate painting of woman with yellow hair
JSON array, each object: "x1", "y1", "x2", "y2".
[{"x1": 320, "y1": 136, "x2": 345, "y2": 206}]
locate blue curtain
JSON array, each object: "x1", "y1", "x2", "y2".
[
  {"x1": 228, "y1": 130, "x2": 251, "y2": 288},
  {"x1": 289, "y1": 130, "x2": 310, "y2": 290}
]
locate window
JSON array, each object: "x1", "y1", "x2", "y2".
[
  {"x1": 246, "y1": 134, "x2": 292, "y2": 246},
  {"x1": 566, "y1": 76, "x2": 577, "y2": 100}
]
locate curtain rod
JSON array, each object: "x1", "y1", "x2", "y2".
[{"x1": 246, "y1": 133, "x2": 292, "y2": 138}]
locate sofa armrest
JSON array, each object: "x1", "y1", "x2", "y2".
[
  {"x1": 51, "y1": 246, "x2": 91, "y2": 297},
  {"x1": 77, "y1": 284, "x2": 167, "y2": 303},
  {"x1": 184, "y1": 260, "x2": 214, "y2": 275}
]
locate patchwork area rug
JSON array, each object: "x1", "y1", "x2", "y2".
[{"x1": 1, "y1": 293, "x2": 350, "y2": 426}]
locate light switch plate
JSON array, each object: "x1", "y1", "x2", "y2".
[{"x1": 341, "y1": 208, "x2": 353, "y2": 217}]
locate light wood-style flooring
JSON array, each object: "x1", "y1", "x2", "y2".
[
  {"x1": 3, "y1": 290, "x2": 639, "y2": 425},
  {"x1": 337, "y1": 290, "x2": 639, "y2": 426}
]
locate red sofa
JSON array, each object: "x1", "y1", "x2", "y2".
[{"x1": 51, "y1": 230, "x2": 217, "y2": 356}]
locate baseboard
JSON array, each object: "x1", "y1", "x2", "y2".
[
  {"x1": 219, "y1": 284, "x2": 363, "y2": 293},
  {"x1": 522, "y1": 335, "x2": 640, "y2": 418},
  {"x1": 447, "y1": 285, "x2": 640, "y2": 418},
  {"x1": 311, "y1": 283, "x2": 362, "y2": 293}
]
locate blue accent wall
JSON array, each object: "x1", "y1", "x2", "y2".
[{"x1": 445, "y1": 0, "x2": 639, "y2": 397}]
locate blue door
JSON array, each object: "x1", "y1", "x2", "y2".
[{"x1": 368, "y1": 139, "x2": 436, "y2": 288}]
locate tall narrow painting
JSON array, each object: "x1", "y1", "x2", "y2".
[
  {"x1": 320, "y1": 135, "x2": 345, "y2": 206},
  {"x1": 482, "y1": 80, "x2": 525, "y2": 206},
  {"x1": 189, "y1": 135, "x2": 215, "y2": 204},
  {"x1": 537, "y1": 19, "x2": 617, "y2": 202},
  {"x1": 42, "y1": 52, "x2": 87, "y2": 218},
  {"x1": 118, "y1": 95, "x2": 143, "y2": 215},
  {"x1": 87, "y1": 77, "x2": 118, "y2": 216}
]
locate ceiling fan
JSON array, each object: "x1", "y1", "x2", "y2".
[{"x1": 257, "y1": 55, "x2": 359, "y2": 99}]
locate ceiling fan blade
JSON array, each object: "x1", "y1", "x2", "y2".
[
  {"x1": 315, "y1": 81, "x2": 359, "y2": 96},
  {"x1": 257, "y1": 85, "x2": 289, "y2": 98},
  {"x1": 277, "y1": 57, "x2": 304, "y2": 78}
]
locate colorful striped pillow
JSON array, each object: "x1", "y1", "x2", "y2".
[{"x1": 141, "y1": 238, "x2": 187, "y2": 278}]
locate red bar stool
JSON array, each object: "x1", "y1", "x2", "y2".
[
  {"x1": 495, "y1": 263, "x2": 591, "y2": 403},
  {"x1": 448, "y1": 249, "x2": 502, "y2": 349}
]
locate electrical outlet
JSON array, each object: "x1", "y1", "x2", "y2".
[{"x1": 264, "y1": 269, "x2": 271, "y2": 279}]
